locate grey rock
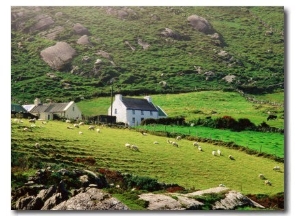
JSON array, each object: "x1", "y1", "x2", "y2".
[
  {"x1": 51, "y1": 188, "x2": 129, "y2": 210},
  {"x1": 40, "y1": 42, "x2": 76, "y2": 70},
  {"x1": 187, "y1": 15, "x2": 214, "y2": 34},
  {"x1": 73, "y1": 23, "x2": 90, "y2": 35}
]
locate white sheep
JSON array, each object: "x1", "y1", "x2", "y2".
[
  {"x1": 66, "y1": 119, "x2": 71, "y2": 123},
  {"x1": 265, "y1": 180, "x2": 272, "y2": 186},
  {"x1": 219, "y1": 184, "x2": 225, "y2": 187},
  {"x1": 172, "y1": 142, "x2": 179, "y2": 147},
  {"x1": 153, "y1": 141, "x2": 159, "y2": 144},
  {"x1": 198, "y1": 146, "x2": 202, "y2": 151},
  {"x1": 79, "y1": 131, "x2": 83, "y2": 135},
  {"x1": 74, "y1": 124, "x2": 80, "y2": 128},
  {"x1": 35, "y1": 143, "x2": 40, "y2": 149},
  {"x1": 131, "y1": 145, "x2": 139, "y2": 151},
  {"x1": 176, "y1": 136, "x2": 182, "y2": 140},
  {"x1": 67, "y1": 126, "x2": 74, "y2": 129},
  {"x1": 29, "y1": 118, "x2": 36, "y2": 123},
  {"x1": 88, "y1": 125, "x2": 95, "y2": 130},
  {"x1": 259, "y1": 174, "x2": 266, "y2": 180},
  {"x1": 42, "y1": 121, "x2": 47, "y2": 125},
  {"x1": 193, "y1": 142, "x2": 199, "y2": 147},
  {"x1": 228, "y1": 155, "x2": 234, "y2": 160},
  {"x1": 96, "y1": 128, "x2": 100, "y2": 133},
  {"x1": 23, "y1": 127, "x2": 30, "y2": 131},
  {"x1": 79, "y1": 122, "x2": 85, "y2": 125},
  {"x1": 125, "y1": 143, "x2": 131, "y2": 148},
  {"x1": 217, "y1": 149, "x2": 221, "y2": 156},
  {"x1": 273, "y1": 166, "x2": 280, "y2": 171},
  {"x1": 30, "y1": 124, "x2": 36, "y2": 128},
  {"x1": 212, "y1": 150, "x2": 216, "y2": 156},
  {"x1": 167, "y1": 139, "x2": 172, "y2": 144}
]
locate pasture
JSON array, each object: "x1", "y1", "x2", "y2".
[
  {"x1": 137, "y1": 124, "x2": 284, "y2": 158},
  {"x1": 77, "y1": 91, "x2": 284, "y2": 129},
  {"x1": 11, "y1": 119, "x2": 284, "y2": 196}
]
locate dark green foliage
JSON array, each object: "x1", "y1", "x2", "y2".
[
  {"x1": 141, "y1": 117, "x2": 186, "y2": 125},
  {"x1": 123, "y1": 174, "x2": 162, "y2": 191},
  {"x1": 193, "y1": 192, "x2": 227, "y2": 210}
]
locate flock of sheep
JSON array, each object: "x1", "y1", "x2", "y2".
[
  {"x1": 124, "y1": 131, "x2": 282, "y2": 187},
  {"x1": 14, "y1": 118, "x2": 283, "y2": 188}
]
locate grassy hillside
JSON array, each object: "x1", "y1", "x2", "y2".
[
  {"x1": 11, "y1": 6, "x2": 284, "y2": 103},
  {"x1": 11, "y1": 119, "x2": 284, "y2": 196},
  {"x1": 77, "y1": 91, "x2": 284, "y2": 128}
]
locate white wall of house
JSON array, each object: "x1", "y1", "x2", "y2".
[
  {"x1": 63, "y1": 101, "x2": 82, "y2": 120},
  {"x1": 108, "y1": 94, "x2": 128, "y2": 124},
  {"x1": 39, "y1": 112, "x2": 53, "y2": 120},
  {"x1": 126, "y1": 109, "x2": 158, "y2": 126}
]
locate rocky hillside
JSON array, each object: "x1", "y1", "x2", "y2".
[
  {"x1": 12, "y1": 167, "x2": 268, "y2": 210},
  {"x1": 11, "y1": 6, "x2": 284, "y2": 103}
]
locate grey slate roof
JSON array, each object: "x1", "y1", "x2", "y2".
[
  {"x1": 122, "y1": 97, "x2": 158, "y2": 111},
  {"x1": 30, "y1": 103, "x2": 69, "y2": 113}
]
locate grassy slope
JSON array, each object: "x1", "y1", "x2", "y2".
[
  {"x1": 11, "y1": 119, "x2": 284, "y2": 196},
  {"x1": 11, "y1": 6, "x2": 284, "y2": 103},
  {"x1": 77, "y1": 91, "x2": 284, "y2": 128}
]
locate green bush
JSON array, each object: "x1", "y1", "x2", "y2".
[{"x1": 123, "y1": 174, "x2": 162, "y2": 191}]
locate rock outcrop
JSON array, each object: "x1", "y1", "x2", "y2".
[
  {"x1": 40, "y1": 42, "x2": 76, "y2": 70},
  {"x1": 187, "y1": 15, "x2": 214, "y2": 34}
]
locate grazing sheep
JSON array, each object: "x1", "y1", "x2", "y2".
[
  {"x1": 35, "y1": 143, "x2": 40, "y2": 149},
  {"x1": 66, "y1": 120, "x2": 71, "y2": 123},
  {"x1": 176, "y1": 136, "x2": 182, "y2": 140},
  {"x1": 23, "y1": 127, "x2": 30, "y2": 132},
  {"x1": 167, "y1": 139, "x2": 172, "y2": 144},
  {"x1": 193, "y1": 142, "x2": 199, "y2": 147},
  {"x1": 30, "y1": 124, "x2": 36, "y2": 128},
  {"x1": 153, "y1": 141, "x2": 159, "y2": 144},
  {"x1": 79, "y1": 122, "x2": 85, "y2": 125},
  {"x1": 29, "y1": 118, "x2": 36, "y2": 123},
  {"x1": 219, "y1": 184, "x2": 225, "y2": 187},
  {"x1": 198, "y1": 146, "x2": 202, "y2": 151},
  {"x1": 88, "y1": 125, "x2": 95, "y2": 130},
  {"x1": 74, "y1": 124, "x2": 80, "y2": 128},
  {"x1": 131, "y1": 145, "x2": 139, "y2": 151},
  {"x1": 67, "y1": 126, "x2": 74, "y2": 129},
  {"x1": 217, "y1": 149, "x2": 222, "y2": 156},
  {"x1": 125, "y1": 143, "x2": 131, "y2": 148},
  {"x1": 142, "y1": 132, "x2": 147, "y2": 136},
  {"x1": 96, "y1": 128, "x2": 100, "y2": 133},
  {"x1": 172, "y1": 142, "x2": 179, "y2": 147},
  {"x1": 273, "y1": 166, "x2": 280, "y2": 171},
  {"x1": 228, "y1": 155, "x2": 234, "y2": 160},
  {"x1": 79, "y1": 131, "x2": 83, "y2": 135},
  {"x1": 259, "y1": 174, "x2": 266, "y2": 180},
  {"x1": 212, "y1": 151, "x2": 216, "y2": 156},
  {"x1": 42, "y1": 121, "x2": 47, "y2": 125},
  {"x1": 264, "y1": 180, "x2": 272, "y2": 186}
]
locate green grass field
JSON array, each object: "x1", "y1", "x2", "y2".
[
  {"x1": 137, "y1": 124, "x2": 284, "y2": 158},
  {"x1": 11, "y1": 119, "x2": 284, "y2": 196},
  {"x1": 77, "y1": 91, "x2": 284, "y2": 129}
]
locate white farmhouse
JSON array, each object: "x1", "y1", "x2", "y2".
[
  {"x1": 23, "y1": 98, "x2": 82, "y2": 120},
  {"x1": 108, "y1": 94, "x2": 167, "y2": 126}
]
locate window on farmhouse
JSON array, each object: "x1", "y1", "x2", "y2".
[
  {"x1": 141, "y1": 110, "x2": 144, "y2": 115},
  {"x1": 150, "y1": 111, "x2": 153, "y2": 116},
  {"x1": 132, "y1": 110, "x2": 135, "y2": 115},
  {"x1": 132, "y1": 117, "x2": 135, "y2": 124},
  {"x1": 115, "y1": 109, "x2": 117, "y2": 114}
]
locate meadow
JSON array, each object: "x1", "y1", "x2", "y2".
[
  {"x1": 11, "y1": 119, "x2": 284, "y2": 196},
  {"x1": 137, "y1": 124, "x2": 284, "y2": 158},
  {"x1": 77, "y1": 91, "x2": 284, "y2": 129}
]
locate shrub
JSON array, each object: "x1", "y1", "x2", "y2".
[{"x1": 123, "y1": 174, "x2": 162, "y2": 191}]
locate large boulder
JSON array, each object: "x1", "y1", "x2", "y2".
[
  {"x1": 187, "y1": 15, "x2": 214, "y2": 34},
  {"x1": 40, "y1": 42, "x2": 76, "y2": 70},
  {"x1": 77, "y1": 35, "x2": 91, "y2": 45},
  {"x1": 51, "y1": 188, "x2": 130, "y2": 210},
  {"x1": 73, "y1": 23, "x2": 90, "y2": 35},
  {"x1": 29, "y1": 14, "x2": 55, "y2": 33}
]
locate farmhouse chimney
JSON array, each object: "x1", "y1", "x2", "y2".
[
  {"x1": 34, "y1": 98, "x2": 41, "y2": 106},
  {"x1": 115, "y1": 94, "x2": 122, "y2": 101},
  {"x1": 144, "y1": 96, "x2": 152, "y2": 103}
]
